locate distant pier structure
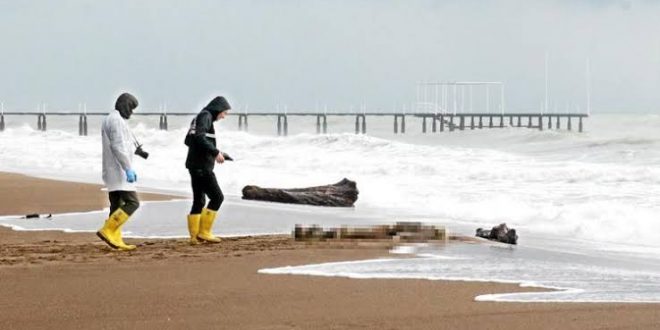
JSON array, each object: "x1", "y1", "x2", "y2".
[
  {"x1": 0, "y1": 83, "x2": 588, "y2": 136},
  {"x1": 411, "y1": 81, "x2": 587, "y2": 134}
]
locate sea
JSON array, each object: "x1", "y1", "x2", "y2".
[{"x1": 1, "y1": 112, "x2": 660, "y2": 303}]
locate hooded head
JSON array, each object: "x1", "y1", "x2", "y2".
[
  {"x1": 115, "y1": 93, "x2": 139, "y2": 119},
  {"x1": 203, "y1": 96, "x2": 231, "y2": 120}
]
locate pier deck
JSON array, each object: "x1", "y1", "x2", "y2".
[{"x1": 0, "y1": 111, "x2": 588, "y2": 135}]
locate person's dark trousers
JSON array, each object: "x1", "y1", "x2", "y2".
[
  {"x1": 189, "y1": 169, "x2": 224, "y2": 214},
  {"x1": 108, "y1": 191, "x2": 140, "y2": 216}
]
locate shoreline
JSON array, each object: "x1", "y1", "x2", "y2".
[{"x1": 1, "y1": 171, "x2": 659, "y2": 329}]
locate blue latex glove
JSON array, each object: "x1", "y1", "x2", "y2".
[{"x1": 125, "y1": 169, "x2": 137, "y2": 183}]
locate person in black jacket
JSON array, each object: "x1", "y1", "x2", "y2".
[{"x1": 184, "y1": 96, "x2": 231, "y2": 244}]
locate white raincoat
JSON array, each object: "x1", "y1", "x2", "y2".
[{"x1": 101, "y1": 111, "x2": 136, "y2": 192}]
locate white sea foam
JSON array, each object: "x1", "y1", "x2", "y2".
[
  {"x1": 259, "y1": 242, "x2": 660, "y2": 303},
  {"x1": 2, "y1": 114, "x2": 660, "y2": 252}
]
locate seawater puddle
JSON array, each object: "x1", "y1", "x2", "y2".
[{"x1": 0, "y1": 197, "x2": 385, "y2": 238}]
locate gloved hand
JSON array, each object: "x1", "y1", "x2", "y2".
[{"x1": 125, "y1": 169, "x2": 137, "y2": 183}]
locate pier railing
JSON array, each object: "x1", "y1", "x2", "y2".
[{"x1": 0, "y1": 111, "x2": 588, "y2": 136}]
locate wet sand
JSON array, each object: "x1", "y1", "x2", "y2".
[
  {"x1": 0, "y1": 172, "x2": 659, "y2": 329},
  {"x1": 0, "y1": 171, "x2": 178, "y2": 215}
]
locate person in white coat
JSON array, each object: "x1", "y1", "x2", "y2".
[{"x1": 97, "y1": 92, "x2": 140, "y2": 251}]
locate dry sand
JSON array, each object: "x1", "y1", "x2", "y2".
[{"x1": 0, "y1": 172, "x2": 659, "y2": 329}]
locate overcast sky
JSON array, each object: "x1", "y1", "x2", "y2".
[{"x1": 0, "y1": 0, "x2": 658, "y2": 113}]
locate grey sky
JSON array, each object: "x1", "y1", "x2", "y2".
[{"x1": 0, "y1": 0, "x2": 658, "y2": 113}]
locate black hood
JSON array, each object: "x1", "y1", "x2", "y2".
[
  {"x1": 115, "y1": 93, "x2": 139, "y2": 119},
  {"x1": 203, "y1": 96, "x2": 231, "y2": 119}
]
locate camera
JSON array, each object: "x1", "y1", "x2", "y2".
[{"x1": 135, "y1": 145, "x2": 149, "y2": 159}]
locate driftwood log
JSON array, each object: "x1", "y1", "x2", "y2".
[
  {"x1": 242, "y1": 178, "x2": 358, "y2": 207},
  {"x1": 476, "y1": 223, "x2": 518, "y2": 245}
]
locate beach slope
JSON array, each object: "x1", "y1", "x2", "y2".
[{"x1": 0, "y1": 172, "x2": 658, "y2": 329}]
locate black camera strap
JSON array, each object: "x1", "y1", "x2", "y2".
[{"x1": 130, "y1": 131, "x2": 142, "y2": 148}]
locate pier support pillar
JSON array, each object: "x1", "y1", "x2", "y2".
[
  {"x1": 277, "y1": 115, "x2": 288, "y2": 136},
  {"x1": 354, "y1": 114, "x2": 366, "y2": 134},
  {"x1": 277, "y1": 115, "x2": 281, "y2": 135},
  {"x1": 284, "y1": 115, "x2": 288, "y2": 136},
  {"x1": 323, "y1": 115, "x2": 327, "y2": 133},
  {"x1": 432, "y1": 116, "x2": 437, "y2": 132},
  {"x1": 509, "y1": 116, "x2": 513, "y2": 127},
  {"x1": 517, "y1": 116, "x2": 521, "y2": 127},
  {"x1": 470, "y1": 116, "x2": 475, "y2": 130},
  {"x1": 568, "y1": 117, "x2": 572, "y2": 131},
  {"x1": 159, "y1": 114, "x2": 168, "y2": 130},
  {"x1": 478, "y1": 116, "x2": 483, "y2": 129},
  {"x1": 527, "y1": 116, "x2": 532, "y2": 128},
  {"x1": 37, "y1": 114, "x2": 47, "y2": 131},
  {"x1": 393, "y1": 115, "x2": 405, "y2": 134},
  {"x1": 556, "y1": 116, "x2": 560, "y2": 129},
  {"x1": 449, "y1": 116, "x2": 455, "y2": 132},
  {"x1": 394, "y1": 115, "x2": 398, "y2": 134},
  {"x1": 538, "y1": 116, "x2": 543, "y2": 131},
  {"x1": 489, "y1": 116, "x2": 493, "y2": 128},
  {"x1": 0, "y1": 114, "x2": 4, "y2": 132},
  {"x1": 459, "y1": 116, "x2": 465, "y2": 130},
  {"x1": 78, "y1": 114, "x2": 88, "y2": 136},
  {"x1": 579, "y1": 117, "x2": 583, "y2": 133},
  {"x1": 83, "y1": 115, "x2": 88, "y2": 135},
  {"x1": 362, "y1": 115, "x2": 366, "y2": 134},
  {"x1": 239, "y1": 114, "x2": 249, "y2": 132},
  {"x1": 439, "y1": 115, "x2": 445, "y2": 132},
  {"x1": 548, "y1": 116, "x2": 552, "y2": 129},
  {"x1": 500, "y1": 115, "x2": 504, "y2": 128},
  {"x1": 422, "y1": 117, "x2": 427, "y2": 133}
]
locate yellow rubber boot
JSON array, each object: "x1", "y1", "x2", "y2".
[
  {"x1": 197, "y1": 208, "x2": 222, "y2": 243},
  {"x1": 187, "y1": 214, "x2": 201, "y2": 245},
  {"x1": 96, "y1": 208, "x2": 137, "y2": 251}
]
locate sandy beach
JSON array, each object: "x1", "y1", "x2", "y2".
[{"x1": 1, "y1": 172, "x2": 659, "y2": 329}]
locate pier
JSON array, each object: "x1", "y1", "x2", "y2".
[
  {"x1": 0, "y1": 111, "x2": 587, "y2": 136},
  {"x1": 0, "y1": 81, "x2": 589, "y2": 136}
]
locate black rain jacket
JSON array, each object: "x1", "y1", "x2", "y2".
[{"x1": 185, "y1": 97, "x2": 230, "y2": 171}]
